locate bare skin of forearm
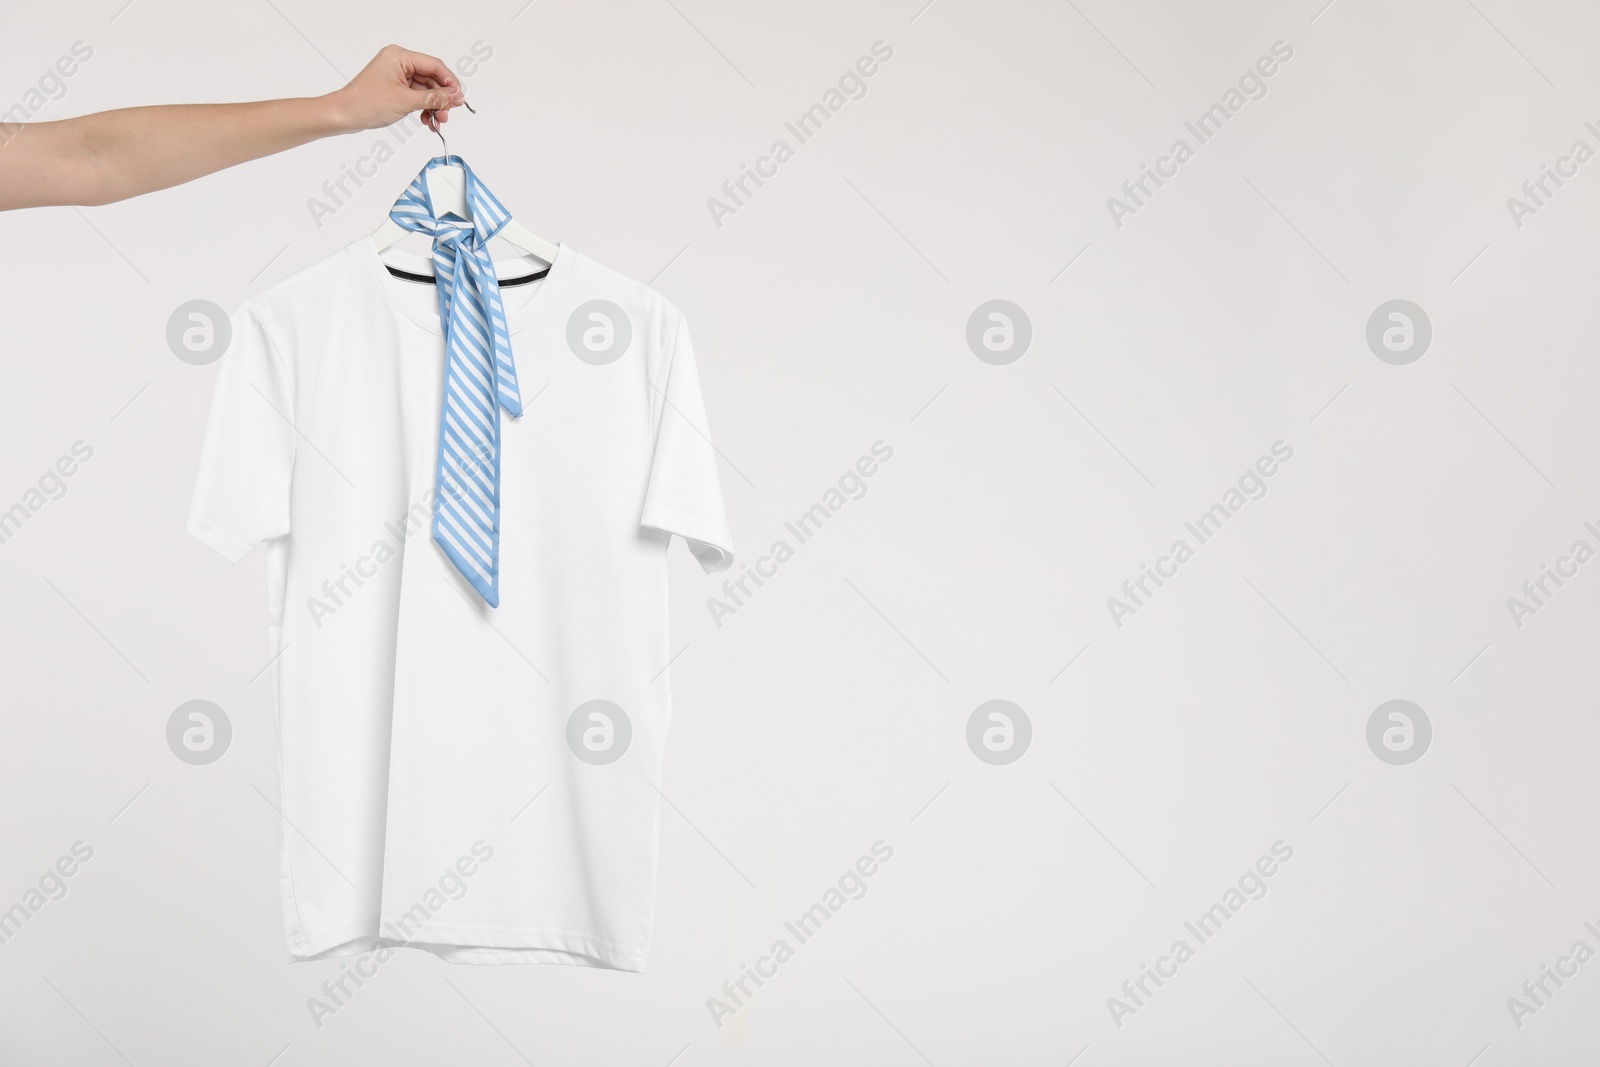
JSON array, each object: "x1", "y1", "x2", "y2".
[
  {"x1": 0, "y1": 44, "x2": 463, "y2": 212},
  {"x1": 0, "y1": 97, "x2": 346, "y2": 210}
]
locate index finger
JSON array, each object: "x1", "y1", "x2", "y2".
[{"x1": 399, "y1": 49, "x2": 460, "y2": 93}]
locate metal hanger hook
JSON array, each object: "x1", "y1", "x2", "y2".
[
  {"x1": 426, "y1": 111, "x2": 447, "y2": 157},
  {"x1": 427, "y1": 100, "x2": 476, "y2": 159}
]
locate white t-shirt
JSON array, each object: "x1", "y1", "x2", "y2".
[{"x1": 189, "y1": 238, "x2": 732, "y2": 968}]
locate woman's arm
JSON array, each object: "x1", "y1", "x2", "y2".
[{"x1": 0, "y1": 44, "x2": 464, "y2": 211}]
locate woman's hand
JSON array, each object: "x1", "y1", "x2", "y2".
[
  {"x1": 0, "y1": 44, "x2": 472, "y2": 210},
  {"x1": 326, "y1": 45, "x2": 467, "y2": 134}
]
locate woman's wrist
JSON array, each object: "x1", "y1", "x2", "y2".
[{"x1": 313, "y1": 89, "x2": 363, "y2": 136}]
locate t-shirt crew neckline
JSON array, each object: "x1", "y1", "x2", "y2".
[{"x1": 354, "y1": 236, "x2": 572, "y2": 337}]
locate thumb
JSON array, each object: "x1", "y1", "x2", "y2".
[{"x1": 411, "y1": 87, "x2": 452, "y2": 114}]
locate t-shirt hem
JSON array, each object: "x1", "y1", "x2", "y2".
[
  {"x1": 288, "y1": 918, "x2": 376, "y2": 962},
  {"x1": 289, "y1": 920, "x2": 648, "y2": 971},
  {"x1": 187, "y1": 511, "x2": 256, "y2": 564}
]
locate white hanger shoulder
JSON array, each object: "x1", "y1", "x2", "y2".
[{"x1": 372, "y1": 161, "x2": 558, "y2": 266}]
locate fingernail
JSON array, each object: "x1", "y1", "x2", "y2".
[{"x1": 450, "y1": 89, "x2": 464, "y2": 105}]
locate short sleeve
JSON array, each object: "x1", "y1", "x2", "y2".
[
  {"x1": 187, "y1": 303, "x2": 295, "y2": 563},
  {"x1": 640, "y1": 316, "x2": 733, "y2": 573}
]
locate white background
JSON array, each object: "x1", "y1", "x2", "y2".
[{"x1": 4, "y1": 0, "x2": 1600, "y2": 1064}]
